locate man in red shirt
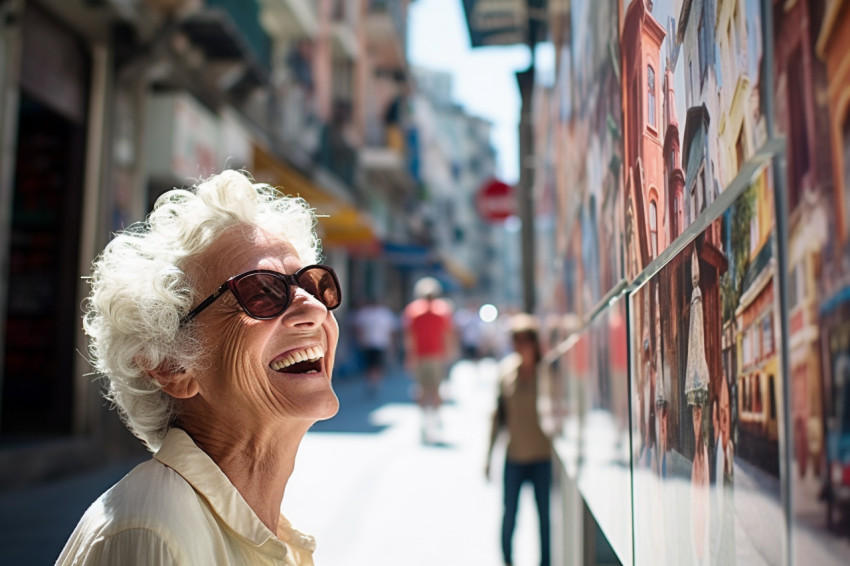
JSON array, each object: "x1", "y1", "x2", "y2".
[{"x1": 402, "y1": 277, "x2": 456, "y2": 442}]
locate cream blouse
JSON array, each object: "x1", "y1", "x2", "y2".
[{"x1": 56, "y1": 428, "x2": 315, "y2": 565}]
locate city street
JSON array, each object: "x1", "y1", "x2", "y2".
[{"x1": 0, "y1": 359, "x2": 543, "y2": 566}]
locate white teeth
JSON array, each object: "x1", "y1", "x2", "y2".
[{"x1": 270, "y1": 346, "x2": 324, "y2": 371}]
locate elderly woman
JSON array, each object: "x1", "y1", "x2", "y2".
[{"x1": 57, "y1": 170, "x2": 342, "y2": 565}]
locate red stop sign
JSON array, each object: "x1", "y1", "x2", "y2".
[{"x1": 476, "y1": 179, "x2": 515, "y2": 222}]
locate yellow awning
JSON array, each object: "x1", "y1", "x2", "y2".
[
  {"x1": 252, "y1": 144, "x2": 377, "y2": 250},
  {"x1": 440, "y1": 253, "x2": 477, "y2": 289}
]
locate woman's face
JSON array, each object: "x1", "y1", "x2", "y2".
[
  {"x1": 186, "y1": 225, "x2": 340, "y2": 427},
  {"x1": 513, "y1": 332, "x2": 538, "y2": 369}
]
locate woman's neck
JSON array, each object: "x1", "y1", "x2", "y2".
[{"x1": 184, "y1": 420, "x2": 308, "y2": 533}]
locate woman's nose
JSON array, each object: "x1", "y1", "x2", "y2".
[{"x1": 281, "y1": 287, "x2": 328, "y2": 327}]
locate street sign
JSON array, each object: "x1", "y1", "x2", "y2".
[{"x1": 476, "y1": 178, "x2": 515, "y2": 222}]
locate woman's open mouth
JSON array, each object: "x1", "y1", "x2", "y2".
[{"x1": 270, "y1": 346, "x2": 324, "y2": 374}]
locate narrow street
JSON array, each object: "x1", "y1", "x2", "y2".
[
  {"x1": 0, "y1": 359, "x2": 544, "y2": 566},
  {"x1": 284, "y1": 358, "x2": 541, "y2": 565}
]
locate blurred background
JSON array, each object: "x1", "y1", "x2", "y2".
[
  {"x1": 0, "y1": 0, "x2": 531, "y2": 477},
  {"x1": 4, "y1": 1, "x2": 850, "y2": 565},
  {"x1": 0, "y1": 0, "x2": 576, "y2": 564}
]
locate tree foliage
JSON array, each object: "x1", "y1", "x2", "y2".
[{"x1": 720, "y1": 184, "x2": 757, "y2": 323}]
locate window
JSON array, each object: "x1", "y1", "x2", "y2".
[
  {"x1": 788, "y1": 49, "x2": 810, "y2": 210},
  {"x1": 747, "y1": 326, "x2": 758, "y2": 364},
  {"x1": 727, "y1": 20, "x2": 733, "y2": 59},
  {"x1": 649, "y1": 200, "x2": 658, "y2": 258},
  {"x1": 843, "y1": 114, "x2": 850, "y2": 236},
  {"x1": 688, "y1": 61, "x2": 694, "y2": 107},
  {"x1": 672, "y1": 195, "x2": 679, "y2": 237},
  {"x1": 676, "y1": 188, "x2": 684, "y2": 235},
  {"x1": 697, "y1": 0, "x2": 714, "y2": 83},
  {"x1": 736, "y1": 126, "x2": 746, "y2": 172},
  {"x1": 769, "y1": 375, "x2": 777, "y2": 420},
  {"x1": 762, "y1": 314, "x2": 774, "y2": 357},
  {"x1": 632, "y1": 76, "x2": 640, "y2": 149},
  {"x1": 750, "y1": 215, "x2": 759, "y2": 255},
  {"x1": 698, "y1": 14, "x2": 708, "y2": 80},
  {"x1": 647, "y1": 66, "x2": 656, "y2": 128},
  {"x1": 733, "y1": 5, "x2": 743, "y2": 68},
  {"x1": 747, "y1": 328, "x2": 754, "y2": 363},
  {"x1": 789, "y1": 262, "x2": 801, "y2": 308},
  {"x1": 690, "y1": 186, "x2": 697, "y2": 225}
]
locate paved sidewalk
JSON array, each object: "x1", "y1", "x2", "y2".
[
  {"x1": 287, "y1": 358, "x2": 543, "y2": 566},
  {"x1": 0, "y1": 358, "x2": 544, "y2": 566},
  {"x1": 0, "y1": 459, "x2": 144, "y2": 565}
]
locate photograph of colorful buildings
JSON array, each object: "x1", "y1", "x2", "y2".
[
  {"x1": 620, "y1": 0, "x2": 765, "y2": 280},
  {"x1": 629, "y1": 170, "x2": 783, "y2": 565},
  {"x1": 531, "y1": 0, "x2": 850, "y2": 563},
  {"x1": 514, "y1": 0, "x2": 850, "y2": 563},
  {"x1": 545, "y1": 0, "x2": 625, "y2": 319},
  {"x1": 772, "y1": 0, "x2": 850, "y2": 562}
]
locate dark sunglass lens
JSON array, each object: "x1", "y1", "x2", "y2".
[
  {"x1": 298, "y1": 267, "x2": 341, "y2": 309},
  {"x1": 235, "y1": 273, "x2": 289, "y2": 318}
]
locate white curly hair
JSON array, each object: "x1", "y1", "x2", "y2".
[{"x1": 83, "y1": 170, "x2": 321, "y2": 451}]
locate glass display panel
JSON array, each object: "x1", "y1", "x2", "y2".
[
  {"x1": 620, "y1": 0, "x2": 767, "y2": 280},
  {"x1": 576, "y1": 298, "x2": 633, "y2": 564},
  {"x1": 550, "y1": 0, "x2": 626, "y2": 316},
  {"x1": 630, "y1": 165, "x2": 785, "y2": 565},
  {"x1": 773, "y1": 0, "x2": 850, "y2": 560}
]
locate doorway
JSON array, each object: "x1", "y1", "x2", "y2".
[{"x1": 1, "y1": 92, "x2": 85, "y2": 439}]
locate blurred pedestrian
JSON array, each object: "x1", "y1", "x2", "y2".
[
  {"x1": 485, "y1": 313, "x2": 552, "y2": 566},
  {"x1": 454, "y1": 300, "x2": 483, "y2": 360},
  {"x1": 402, "y1": 276, "x2": 456, "y2": 443},
  {"x1": 351, "y1": 296, "x2": 399, "y2": 396},
  {"x1": 710, "y1": 375, "x2": 735, "y2": 565},
  {"x1": 57, "y1": 171, "x2": 342, "y2": 565}
]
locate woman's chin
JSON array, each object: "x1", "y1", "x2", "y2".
[
  {"x1": 297, "y1": 389, "x2": 339, "y2": 422},
  {"x1": 316, "y1": 394, "x2": 340, "y2": 420}
]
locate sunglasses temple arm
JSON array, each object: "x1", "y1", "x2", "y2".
[{"x1": 181, "y1": 283, "x2": 231, "y2": 324}]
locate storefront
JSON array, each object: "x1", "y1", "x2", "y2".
[{"x1": 1, "y1": 4, "x2": 89, "y2": 439}]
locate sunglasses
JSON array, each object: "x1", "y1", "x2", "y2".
[{"x1": 181, "y1": 264, "x2": 341, "y2": 324}]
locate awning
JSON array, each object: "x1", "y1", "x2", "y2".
[
  {"x1": 381, "y1": 242, "x2": 435, "y2": 268},
  {"x1": 821, "y1": 284, "x2": 850, "y2": 316},
  {"x1": 380, "y1": 243, "x2": 477, "y2": 289},
  {"x1": 440, "y1": 253, "x2": 477, "y2": 289},
  {"x1": 252, "y1": 144, "x2": 377, "y2": 250}
]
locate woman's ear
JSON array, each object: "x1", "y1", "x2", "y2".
[{"x1": 148, "y1": 361, "x2": 200, "y2": 399}]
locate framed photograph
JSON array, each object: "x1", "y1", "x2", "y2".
[
  {"x1": 630, "y1": 164, "x2": 785, "y2": 565},
  {"x1": 553, "y1": 0, "x2": 626, "y2": 316},
  {"x1": 576, "y1": 298, "x2": 632, "y2": 563},
  {"x1": 773, "y1": 0, "x2": 850, "y2": 560},
  {"x1": 620, "y1": 0, "x2": 767, "y2": 280}
]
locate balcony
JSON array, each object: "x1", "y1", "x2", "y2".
[
  {"x1": 180, "y1": 0, "x2": 272, "y2": 94},
  {"x1": 364, "y1": 0, "x2": 407, "y2": 74},
  {"x1": 257, "y1": 0, "x2": 317, "y2": 41},
  {"x1": 315, "y1": 124, "x2": 358, "y2": 190},
  {"x1": 360, "y1": 120, "x2": 416, "y2": 198}
]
